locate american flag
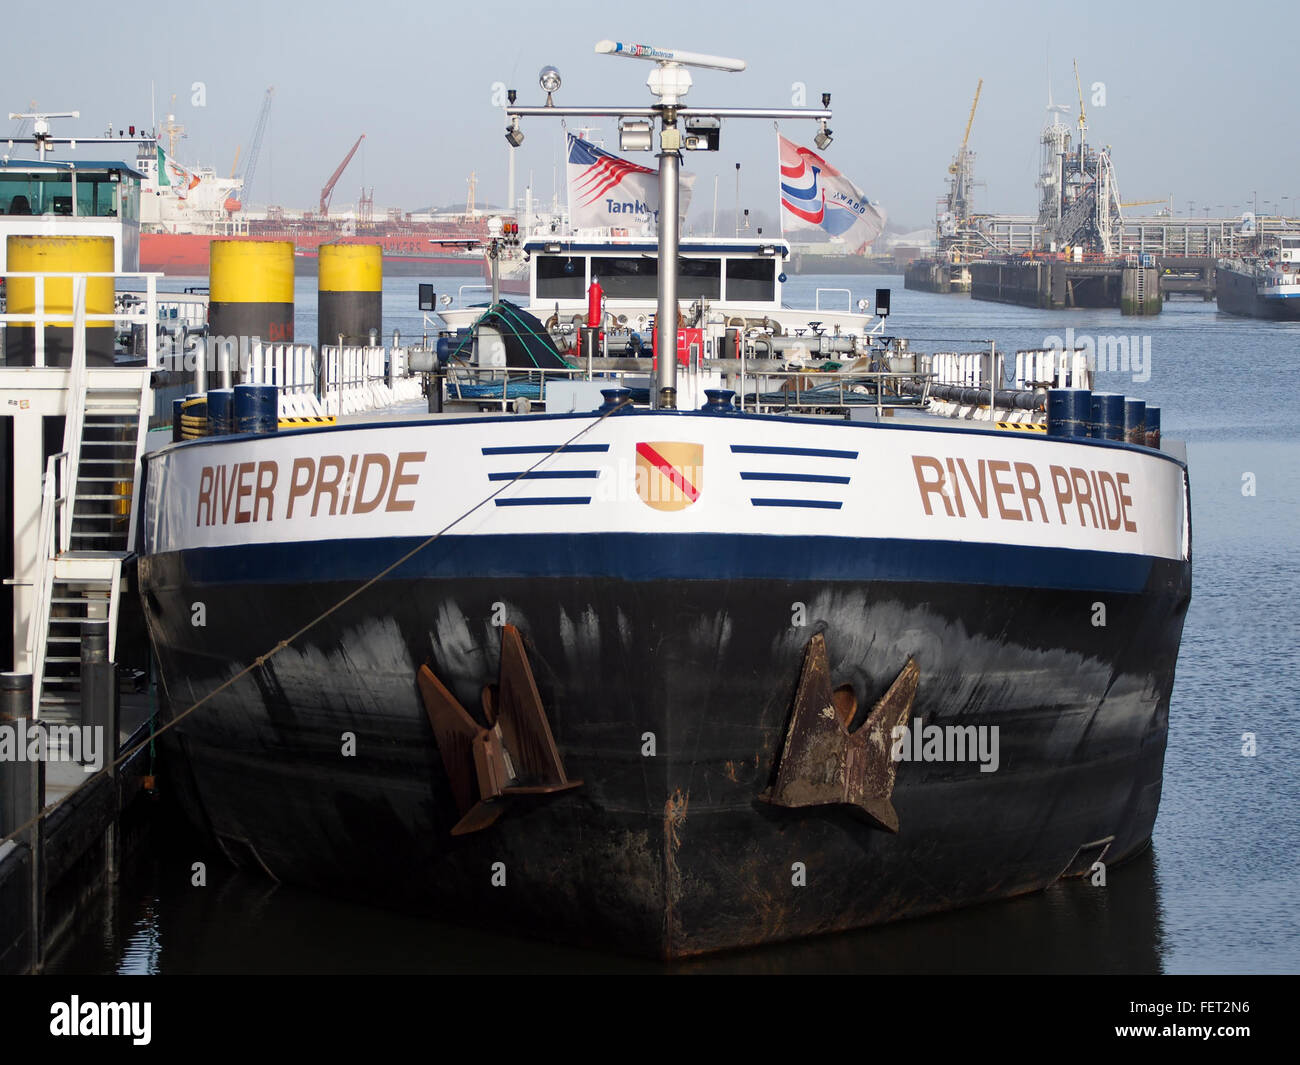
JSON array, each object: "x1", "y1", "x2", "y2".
[{"x1": 568, "y1": 133, "x2": 655, "y2": 208}]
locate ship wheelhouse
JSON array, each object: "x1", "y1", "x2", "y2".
[
  {"x1": 0, "y1": 160, "x2": 142, "y2": 272},
  {"x1": 527, "y1": 237, "x2": 788, "y2": 318},
  {"x1": 1260, "y1": 235, "x2": 1300, "y2": 299}
]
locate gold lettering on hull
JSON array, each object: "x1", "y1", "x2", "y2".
[{"x1": 196, "y1": 451, "x2": 426, "y2": 527}]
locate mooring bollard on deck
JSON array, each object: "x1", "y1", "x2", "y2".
[{"x1": 1, "y1": 672, "x2": 45, "y2": 973}]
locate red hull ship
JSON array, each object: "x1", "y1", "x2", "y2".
[{"x1": 140, "y1": 229, "x2": 490, "y2": 277}]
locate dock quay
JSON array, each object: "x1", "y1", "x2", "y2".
[
  {"x1": 1, "y1": 661, "x2": 156, "y2": 974},
  {"x1": 969, "y1": 257, "x2": 1162, "y2": 315},
  {"x1": 904, "y1": 258, "x2": 971, "y2": 294},
  {"x1": 0, "y1": 251, "x2": 420, "y2": 973}
]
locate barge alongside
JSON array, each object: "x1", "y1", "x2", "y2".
[
  {"x1": 1215, "y1": 232, "x2": 1300, "y2": 319},
  {"x1": 138, "y1": 401, "x2": 1189, "y2": 956},
  {"x1": 3, "y1": 47, "x2": 1191, "y2": 960}
]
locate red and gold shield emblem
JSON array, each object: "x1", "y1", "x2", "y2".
[{"x1": 635, "y1": 442, "x2": 703, "y2": 511}]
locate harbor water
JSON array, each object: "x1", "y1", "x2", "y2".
[{"x1": 45, "y1": 275, "x2": 1300, "y2": 974}]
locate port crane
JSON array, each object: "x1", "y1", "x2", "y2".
[
  {"x1": 1072, "y1": 59, "x2": 1088, "y2": 145},
  {"x1": 319, "y1": 134, "x2": 365, "y2": 217},
  {"x1": 945, "y1": 78, "x2": 981, "y2": 219},
  {"x1": 936, "y1": 79, "x2": 994, "y2": 260},
  {"x1": 948, "y1": 78, "x2": 982, "y2": 177},
  {"x1": 239, "y1": 86, "x2": 275, "y2": 208}
]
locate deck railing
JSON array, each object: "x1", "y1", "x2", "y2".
[{"x1": 0, "y1": 271, "x2": 164, "y2": 368}]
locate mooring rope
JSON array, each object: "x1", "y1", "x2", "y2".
[{"x1": 0, "y1": 398, "x2": 633, "y2": 849}]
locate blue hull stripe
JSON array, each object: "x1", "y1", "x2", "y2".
[
  {"x1": 751, "y1": 499, "x2": 844, "y2": 510},
  {"x1": 731, "y1": 444, "x2": 858, "y2": 459},
  {"x1": 482, "y1": 444, "x2": 610, "y2": 455},
  {"x1": 152, "y1": 533, "x2": 1169, "y2": 593},
  {"x1": 740, "y1": 472, "x2": 851, "y2": 484},
  {"x1": 487, "y1": 470, "x2": 600, "y2": 481},
  {"x1": 494, "y1": 497, "x2": 592, "y2": 507}
]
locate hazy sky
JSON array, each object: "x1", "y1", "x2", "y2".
[{"x1": 8, "y1": 0, "x2": 1297, "y2": 230}]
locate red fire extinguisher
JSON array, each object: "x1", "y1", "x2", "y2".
[{"x1": 581, "y1": 278, "x2": 603, "y2": 356}]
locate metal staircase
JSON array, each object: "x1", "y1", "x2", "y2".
[
  {"x1": 1054, "y1": 187, "x2": 1098, "y2": 250},
  {"x1": 72, "y1": 384, "x2": 144, "y2": 552},
  {"x1": 26, "y1": 282, "x2": 152, "y2": 718}
]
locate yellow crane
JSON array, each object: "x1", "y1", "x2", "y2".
[
  {"x1": 949, "y1": 78, "x2": 983, "y2": 174},
  {"x1": 228, "y1": 144, "x2": 241, "y2": 179},
  {"x1": 1120, "y1": 198, "x2": 1167, "y2": 208}
]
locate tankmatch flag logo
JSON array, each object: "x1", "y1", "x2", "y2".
[
  {"x1": 635, "y1": 441, "x2": 703, "y2": 511},
  {"x1": 566, "y1": 132, "x2": 694, "y2": 230}
]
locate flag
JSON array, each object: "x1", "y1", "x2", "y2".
[
  {"x1": 157, "y1": 146, "x2": 201, "y2": 196},
  {"x1": 566, "y1": 132, "x2": 693, "y2": 230},
  {"x1": 777, "y1": 134, "x2": 886, "y2": 250}
]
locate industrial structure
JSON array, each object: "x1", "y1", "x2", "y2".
[
  {"x1": 905, "y1": 63, "x2": 1259, "y2": 310},
  {"x1": 1035, "y1": 62, "x2": 1125, "y2": 257}
]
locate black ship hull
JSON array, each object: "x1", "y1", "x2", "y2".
[
  {"x1": 1216, "y1": 263, "x2": 1300, "y2": 319},
  {"x1": 140, "y1": 533, "x2": 1191, "y2": 958}
]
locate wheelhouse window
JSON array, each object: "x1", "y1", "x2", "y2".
[
  {"x1": 589, "y1": 255, "x2": 721, "y2": 299},
  {"x1": 725, "y1": 257, "x2": 777, "y2": 302},
  {"x1": 680, "y1": 258, "x2": 721, "y2": 299},
  {"x1": 593, "y1": 256, "x2": 655, "y2": 298},
  {"x1": 0, "y1": 171, "x2": 124, "y2": 217},
  {"x1": 75, "y1": 176, "x2": 123, "y2": 217},
  {"x1": 0, "y1": 172, "x2": 71, "y2": 216},
  {"x1": 536, "y1": 254, "x2": 585, "y2": 298}
]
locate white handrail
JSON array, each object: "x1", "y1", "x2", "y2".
[
  {"x1": 59, "y1": 277, "x2": 89, "y2": 552},
  {"x1": 27, "y1": 451, "x2": 66, "y2": 719},
  {"x1": 0, "y1": 271, "x2": 168, "y2": 369},
  {"x1": 126, "y1": 276, "x2": 159, "y2": 547},
  {"x1": 814, "y1": 287, "x2": 852, "y2": 312}
]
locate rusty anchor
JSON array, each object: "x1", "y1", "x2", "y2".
[
  {"x1": 418, "y1": 624, "x2": 582, "y2": 836},
  {"x1": 762, "y1": 633, "x2": 919, "y2": 833}
]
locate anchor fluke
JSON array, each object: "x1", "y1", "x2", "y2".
[
  {"x1": 419, "y1": 624, "x2": 582, "y2": 836},
  {"x1": 762, "y1": 634, "x2": 919, "y2": 833}
]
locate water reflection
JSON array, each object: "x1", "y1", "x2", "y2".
[{"x1": 51, "y1": 833, "x2": 1167, "y2": 975}]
